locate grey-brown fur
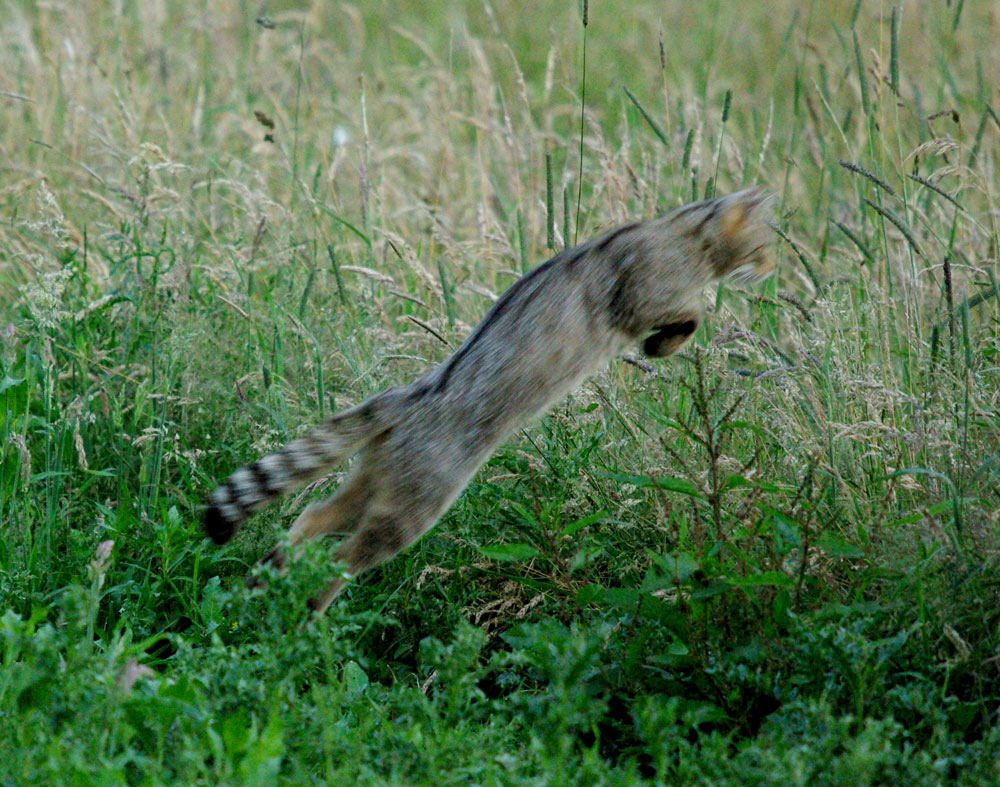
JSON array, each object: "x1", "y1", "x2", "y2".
[{"x1": 204, "y1": 187, "x2": 774, "y2": 615}]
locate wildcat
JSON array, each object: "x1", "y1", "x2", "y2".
[{"x1": 205, "y1": 188, "x2": 774, "y2": 614}]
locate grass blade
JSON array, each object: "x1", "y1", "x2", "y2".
[{"x1": 624, "y1": 86, "x2": 671, "y2": 149}]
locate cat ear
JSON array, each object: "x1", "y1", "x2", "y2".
[
  {"x1": 718, "y1": 187, "x2": 769, "y2": 243},
  {"x1": 718, "y1": 201, "x2": 750, "y2": 243}
]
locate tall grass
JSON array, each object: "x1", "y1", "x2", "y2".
[{"x1": 1, "y1": 0, "x2": 999, "y2": 782}]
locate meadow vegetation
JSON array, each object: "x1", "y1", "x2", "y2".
[{"x1": 2, "y1": 0, "x2": 999, "y2": 783}]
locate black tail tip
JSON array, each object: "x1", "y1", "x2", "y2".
[{"x1": 204, "y1": 503, "x2": 236, "y2": 545}]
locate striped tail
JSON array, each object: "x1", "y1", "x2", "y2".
[{"x1": 204, "y1": 394, "x2": 389, "y2": 545}]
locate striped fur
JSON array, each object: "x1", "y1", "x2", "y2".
[
  {"x1": 204, "y1": 395, "x2": 393, "y2": 544},
  {"x1": 203, "y1": 188, "x2": 775, "y2": 615}
]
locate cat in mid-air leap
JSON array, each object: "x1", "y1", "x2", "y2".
[{"x1": 204, "y1": 188, "x2": 775, "y2": 616}]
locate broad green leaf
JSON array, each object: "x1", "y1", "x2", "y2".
[
  {"x1": 647, "y1": 550, "x2": 701, "y2": 582},
  {"x1": 570, "y1": 546, "x2": 603, "y2": 572},
  {"x1": 221, "y1": 711, "x2": 252, "y2": 755},
  {"x1": 576, "y1": 585, "x2": 640, "y2": 610},
  {"x1": 817, "y1": 534, "x2": 865, "y2": 558},
  {"x1": 0, "y1": 374, "x2": 25, "y2": 394},
  {"x1": 342, "y1": 660, "x2": 369, "y2": 700},
  {"x1": 238, "y1": 711, "x2": 284, "y2": 787},
  {"x1": 478, "y1": 543, "x2": 541, "y2": 562},
  {"x1": 607, "y1": 473, "x2": 704, "y2": 499},
  {"x1": 560, "y1": 510, "x2": 605, "y2": 538}
]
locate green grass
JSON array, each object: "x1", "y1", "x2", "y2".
[{"x1": 2, "y1": 0, "x2": 1000, "y2": 783}]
